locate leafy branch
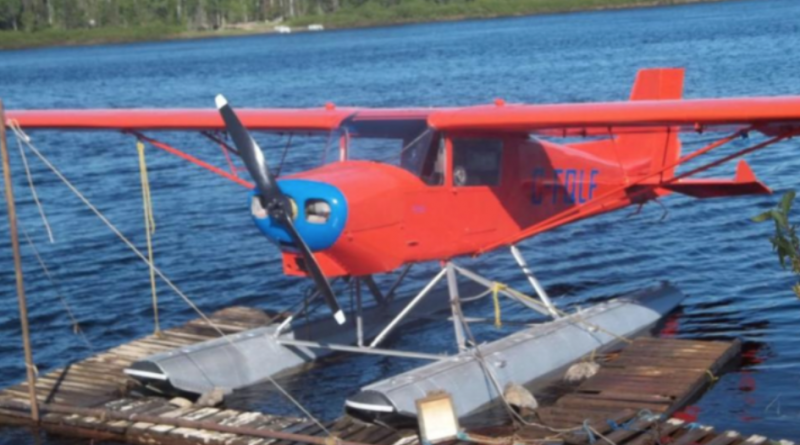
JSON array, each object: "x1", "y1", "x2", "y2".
[{"x1": 752, "y1": 190, "x2": 800, "y2": 297}]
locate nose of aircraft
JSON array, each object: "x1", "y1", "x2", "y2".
[{"x1": 250, "y1": 179, "x2": 348, "y2": 251}]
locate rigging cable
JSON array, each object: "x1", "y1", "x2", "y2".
[
  {"x1": 474, "y1": 274, "x2": 634, "y2": 345},
  {"x1": 452, "y1": 300, "x2": 618, "y2": 444},
  {"x1": 275, "y1": 133, "x2": 293, "y2": 177},
  {"x1": 10, "y1": 120, "x2": 54, "y2": 243},
  {"x1": 445, "y1": 264, "x2": 636, "y2": 442},
  {"x1": 10, "y1": 124, "x2": 331, "y2": 435},
  {"x1": 18, "y1": 223, "x2": 95, "y2": 353},
  {"x1": 10, "y1": 120, "x2": 90, "y2": 350}
]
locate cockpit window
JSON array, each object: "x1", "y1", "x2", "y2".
[
  {"x1": 451, "y1": 138, "x2": 503, "y2": 187},
  {"x1": 400, "y1": 130, "x2": 444, "y2": 186},
  {"x1": 340, "y1": 117, "x2": 443, "y2": 186},
  {"x1": 246, "y1": 131, "x2": 331, "y2": 178}
]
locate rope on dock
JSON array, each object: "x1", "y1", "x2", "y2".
[
  {"x1": 450, "y1": 280, "x2": 660, "y2": 445},
  {"x1": 451, "y1": 301, "x2": 580, "y2": 437}
]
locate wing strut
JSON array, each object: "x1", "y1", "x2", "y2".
[{"x1": 131, "y1": 131, "x2": 254, "y2": 189}]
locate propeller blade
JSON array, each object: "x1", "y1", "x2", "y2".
[
  {"x1": 215, "y1": 95, "x2": 284, "y2": 213},
  {"x1": 215, "y1": 95, "x2": 346, "y2": 325},
  {"x1": 281, "y1": 216, "x2": 346, "y2": 325}
]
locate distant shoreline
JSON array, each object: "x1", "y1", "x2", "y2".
[{"x1": 0, "y1": 0, "x2": 735, "y2": 51}]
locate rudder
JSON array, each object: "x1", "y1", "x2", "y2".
[{"x1": 616, "y1": 68, "x2": 684, "y2": 182}]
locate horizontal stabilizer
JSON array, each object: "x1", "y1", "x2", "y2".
[{"x1": 660, "y1": 160, "x2": 771, "y2": 198}]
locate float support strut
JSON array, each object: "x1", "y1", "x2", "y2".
[
  {"x1": 384, "y1": 264, "x2": 412, "y2": 304},
  {"x1": 370, "y1": 268, "x2": 447, "y2": 348},
  {"x1": 356, "y1": 278, "x2": 364, "y2": 347},
  {"x1": 446, "y1": 263, "x2": 467, "y2": 352},
  {"x1": 510, "y1": 245, "x2": 560, "y2": 319}
]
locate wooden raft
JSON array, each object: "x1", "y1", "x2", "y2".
[
  {"x1": 0, "y1": 306, "x2": 278, "y2": 410},
  {"x1": 483, "y1": 410, "x2": 790, "y2": 445},
  {"x1": 518, "y1": 336, "x2": 743, "y2": 441},
  {"x1": 3, "y1": 396, "x2": 403, "y2": 445},
  {"x1": 546, "y1": 337, "x2": 742, "y2": 418},
  {"x1": 0, "y1": 306, "x2": 404, "y2": 444},
  {"x1": 0, "y1": 307, "x2": 789, "y2": 445}
]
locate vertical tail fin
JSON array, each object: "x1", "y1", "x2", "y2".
[{"x1": 616, "y1": 68, "x2": 684, "y2": 182}]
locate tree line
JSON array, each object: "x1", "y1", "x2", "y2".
[
  {"x1": 0, "y1": 0, "x2": 694, "y2": 37},
  {"x1": 0, "y1": 0, "x2": 354, "y2": 32}
]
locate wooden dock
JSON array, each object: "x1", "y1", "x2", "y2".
[
  {"x1": 0, "y1": 306, "x2": 278, "y2": 411},
  {"x1": 0, "y1": 307, "x2": 791, "y2": 445},
  {"x1": 542, "y1": 337, "x2": 742, "y2": 419},
  {"x1": 515, "y1": 337, "x2": 747, "y2": 442}
]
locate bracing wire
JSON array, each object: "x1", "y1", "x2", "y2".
[
  {"x1": 18, "y1": 223, "x2": 95, "y2": 353},
  {"x1": 9, "y1": 124, "x2": 331, "y2": 435},
  {"x1": 453, "y1": 301, "x2": 619, "y2": 444},
  {"x1": 445, "y1": 263, "x2": 632, "y2": 443},
  {"x1": 11, "y1": 121, "x2": 54, "y2": 243}
]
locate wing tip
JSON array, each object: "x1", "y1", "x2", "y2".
[{"x1": 215, "y1": 94, "x2": 228, "y2": 110}]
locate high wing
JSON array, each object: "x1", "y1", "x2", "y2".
[
  {"x1": 428, "y1": 97, "x2": 800, "y2": 136},
  {"x1": 3, "y1": 108, "x2": 368, "y2": 191},
  {"x1": 5, "y1": 108, "x2": 356, "y2": 131},
  {"x1": 5, "y1": 108, "x2": 442, "y2": 132},
  {"x1": 11, "y1": 96, "x2": 800, "y2": 136},
  {"x1": 4, "y1": 107, "x2": 439, "y2": 190}
]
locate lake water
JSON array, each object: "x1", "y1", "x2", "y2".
[{"x1": 1, "y1": 0, "x2": 800, "y2": 442}]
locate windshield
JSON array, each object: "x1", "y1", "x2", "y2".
[
  {"x1": 248, "y1": 131, "x2": 332, "y2": 178},
  {"x1": 335, "y1": 117, "x2": 443, "y2": 185}
]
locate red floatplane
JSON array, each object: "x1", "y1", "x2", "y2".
[
  {"x1": 5, "y1": 68, "x2": 800, "y2": 416},
  {"x1": 7, "y1": 67, "x2": 790, "y2": 323}
]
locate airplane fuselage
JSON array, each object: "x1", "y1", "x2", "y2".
[{"x1": 267, "y1": 135, "x2": 633, "y2": 277}]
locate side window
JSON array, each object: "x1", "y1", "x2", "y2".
[
  {"x1": 451, "y1": 138, "x2": 503, "y2": 187},
  {"x1": 400, "y1": 132, "x2": 444, "y2": 186},
  {"x1": 421, "y1": 135, "x2": 445, "y2": 186}
]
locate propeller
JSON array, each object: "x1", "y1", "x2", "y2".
[{"x1": 215, "y1": 95, "x2": 346, "y2": 325}]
